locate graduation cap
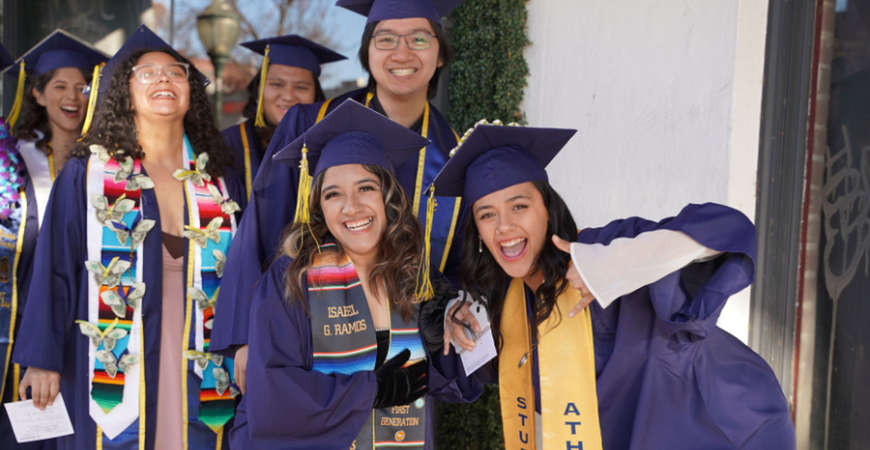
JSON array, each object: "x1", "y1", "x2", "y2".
[
  {"x1": 3, "y1": 29, "x2": 108, "y2": 131},
  {"x1": 336, "y1": 0, "x2": 464, "y2": 25},
  {"x1": 430, "y1": 122, "x2": 577, "y2": 208},
  {"x1": 274, "y1": 98, "x2": 434, "y2": 298},
  {"x1": 241, "y1": 35, "x2": 346, "y2": 128}
]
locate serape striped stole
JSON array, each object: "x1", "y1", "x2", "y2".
[{"x1": 307, "y1": 245, "x2": 427, "y2": 449}]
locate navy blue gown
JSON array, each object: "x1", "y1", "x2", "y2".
[
  {"x1": 11, "y1": 157, "x2": 247, "y2": 449},
  {"x1": 477, "y1": 203, "x2": 795, "y2": 449}
]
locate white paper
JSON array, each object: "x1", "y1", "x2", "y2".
[
  {"x1": 4, "y1": 392, "x2": 74, "y2": 443},
  {"x1": 446, "y1": 295, "x2": 497, "y2": 376}
]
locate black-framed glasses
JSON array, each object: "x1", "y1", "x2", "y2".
[
  {"x1": 130, "y1": 63, "x2": 190, "y2": 85},
  {"x1": 372, "y1": 31, "x2": 436, "y2": 51}
]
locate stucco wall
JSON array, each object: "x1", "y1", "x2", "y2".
[{"x1": 522, "y1": 0, "x2": 769, "y2": 343}]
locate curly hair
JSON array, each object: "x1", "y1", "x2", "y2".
[
  {"x1": 283, "y1": 164, "x2": 423, "y2": 321},
  {"x1": 459, "y1": 180, "x2": 578, "y2": 352},
  {"x1": 358, "y1": 19, "x2": 453, "y2": 100},
  {"x1": 72, "y1": 49, "x2": 234, "y2": 177},
  {"x1": 14, "y1": 68, "x2": 89, "y2": 153},
  {"x1": 241, "y1": 64, "x2": 326, "y2": 150}
]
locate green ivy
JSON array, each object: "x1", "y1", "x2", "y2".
[
  {"x1": 436, "y1": 1, "x2": 529, "y2": 448},
  {"x1": 446, "y1": 0, "x2": 530, "y2": 132}
]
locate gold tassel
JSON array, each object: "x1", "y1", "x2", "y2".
[
  {"x1": 253, "y1": 44, "x2": 270, "y2": 128},
  {"x1": 7, "y1": 61, "x2": 27, "y2": 130},
  {"x1": 293, "y1": 143, "x2": 320, "y2": 251},
  {"x1": 294, "y1": 142, "x2": 312, "y2": 225},
  {"x1": 415, "y1": 187, "x2": 436, "y2": 301},
  {"x1": 80, "y1": 62, "x2": 105, "y2": 138}
]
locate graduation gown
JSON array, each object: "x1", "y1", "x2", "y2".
[
  {"x1": 502, "y1": 203, "x2": 794, "y2": 449},
  {"x1": 221, "y1": 119, "x2": 265, "y2": 199},
  {"x1": 11, "y1": 157, "x2": 247, "y2": 450},
  {"x1": 229, "y1": 255, "x2": 480, "y2": 450},
  {"x1": 211, "y1": 88, "x2": 466, "y2": 355},
  {"x1": 0, "y1": 138, "x2": 46, "y2": 450}
]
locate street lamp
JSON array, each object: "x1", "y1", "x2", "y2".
[{"x1": 196, "y1": 0, "x2": 241, "y2": 125}]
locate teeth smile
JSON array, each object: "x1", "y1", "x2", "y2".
[
  {"x1": 500, "y1": 238, "x2": 525, "y2": 247},
  {"x1": 389, "y1": 68, "x2": 416, "y2": 76},
  {"x1": 152, "y1": 91, "x2": 176, "y2": 99},
  {"x1": 60, "y1": 106, "x2": 79, "y2": 113},
  {"x1": 345, "y1": 217, "x2": 373, "y2": 231},
  {"x1": 500, "y1": 237, "x2": 526, "y2": 258}
]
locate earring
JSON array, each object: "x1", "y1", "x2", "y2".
[{"x1": 478, "y1": 238, "x2": 483, "y2": 254}]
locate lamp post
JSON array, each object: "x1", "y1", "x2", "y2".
[{"x1": 196, "y1": 0, "x2": 241, "y2": 126}]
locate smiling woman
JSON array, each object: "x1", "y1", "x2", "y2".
[
  {"x1": 12, "y1": 25, "x2": 247, "y2": 450},
  {"x1": 230, "y1": 98, "x2": 479, "y2": 450},
  {"x1": 424, "y1": 123, "x2": 796, "y2": 450}
]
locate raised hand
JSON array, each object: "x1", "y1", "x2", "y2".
[{"x1": 552, "y1": 234, "x2": 596, "y2": 317}]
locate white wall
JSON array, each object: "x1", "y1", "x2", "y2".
[{"x1": 522, "y1": 0, "x2": 769, "y2": 342}]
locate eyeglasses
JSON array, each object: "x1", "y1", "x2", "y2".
[
  {"x1": 372, "y1": 31, "x2": 436, "y2": 51},
  {"x1": 130, "y1": 63, "x2": 190, "y2": 85}
]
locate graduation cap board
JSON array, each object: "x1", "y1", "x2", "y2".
[
  {"x1": 274, "y1": 97, "x2": 429, "y2": 179},
  {"x1": 3, "y1": 29, "x2": 108, "y2": 130},
  {"x1": 429, "y1": 122, "x2": 578, "y2": 208},
  {"x1": 241, "y1": 35, "x2": 346, "y2": 127},
  {"x1": 336, "y1": 0, "x2": 464, "y2": 25}
]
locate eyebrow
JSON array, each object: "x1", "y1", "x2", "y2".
[
  {"x1": 473, "y1": 194, "x2": 531, "y2": 213},
  {"x1": 373, "y1": 28, "x2": 433, "y2": 34},
  {"x1": 322, "y1": 178, "x2": 380, "y2": 193},
  {"x1": 473, "y1": 204, "x2": 493, "y2": 214},
  {"x1": 507, "y1": 194, "x2": 531, "y2": 202}
]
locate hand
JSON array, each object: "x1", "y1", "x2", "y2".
[
  {"x1": 418, "y1": 287, "x2": 452, "y2": 354},
  {"x1": 373, "y1": 349, "x2": 427, "y2": 408},
  {"x1": 552, "y1": 234, "x2": 596, "y2": 317},
  {"x1": 19, "y1": 367, "x2": 61, "y2": 410},
  {"x1": 234, "y1": 345, "x2": 249, "y2": 395},
  {"x1": 443, "y1": 295, "x2": 481, "y2": 355}
]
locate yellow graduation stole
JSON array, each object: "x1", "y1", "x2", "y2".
[{"x1": 498, "y1": 278, "x2": 603, "y2": 450}]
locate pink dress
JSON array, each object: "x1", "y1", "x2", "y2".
[{"x1": 154, "y1": 236, "x2": 184, "y2": 449}]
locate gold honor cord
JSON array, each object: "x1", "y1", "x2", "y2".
[
  {"x1": 7, "y1": 61, "x2": 26, "y2": 129},
  {"x1": 48, "y1": 154, "x2": 56, "y2": 182},
  {"x1": 254, "y1": 45, "x2": 270, "y2": 128},
  {"x1": 239, "y1": 124, "x2": 252, "y2": 198},
  {"x1": 80, "y1": 62, "x2": 105, "y2": 138}
]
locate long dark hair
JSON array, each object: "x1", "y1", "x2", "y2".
[
  {"x1": 358, "y1": 19, "x2": 453, "y2": 100},
  {"x1": 72, "y1": 49, "x2": 233, "y2": 177},
  {"x1": 241, "y1": 64, "x2": 326, "y2": 150},
  {"x1": 283, "y1": 164, "x2": 423, "y2": 320},
  {"x1": 14, "y1": 68, "x2": 89, "y2": 153},
  {"x1": 459, "y1": 180, "x2": 578, "y2": 351}
]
